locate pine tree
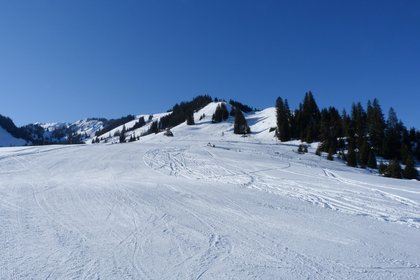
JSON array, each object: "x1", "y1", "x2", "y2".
[
  {"x1": 350, "y1": 102, "x2": 367, "y2": 151},
  {"x1": 383, "y1": 108, "x2": 402, "y2": 159},
  {"x1": 404, "y1": 156, "x2": 419, "y2": 180},
  {"x1": 319, "y1": 107, "x2": 342, "y2": 154},
  {"x1": 366, "y1": 99, "x2": 385, "y2": 154},
  {"x1": 275, "y1": 97, "x2": 291, "y2": 142},
  {"x1": 378, "y1": 162, "x2": 388, "y2": 175},
  {"x1": 385, "y1": 160, "x2": 402, "y2": 179},
  {"x1": 186, "y1": 111, "x2": 195, "y2": 125},
  {"x1": 212, "y1": 103, "x2": 229, "y2": 123},
  {"x1": 347, "y1": 140, "x2": 357, "y2": 167},
  {"x1": 119, "y1": 125, "x2": 126, "y2": 143},
  {"x1": 295, "y1": 91, "x2": 320, "y2": 143},
  {"x1": 416, "y1": 139, "x2": 420, "y2": 161},
  {"x1": 148, "y1": 121, "x2": 159, "y2": 134},
  {"x1": 234, "y1": 109, "x2": 250, "y2": 135},
  {"x1": 359, "y1": 140, "x2": 370, "y2": 168},
  {"x1": 367, "y1": 148, "x2": 377, "y2": 169},
  {"x1": 327, "y1": 146, "x2": 334, "y2": 161},
  {"x1": 400, "y1": 143, "x2": 410, "y2": 165}
]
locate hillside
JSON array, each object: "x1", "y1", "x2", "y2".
[
  {"x1": 90, "y1": 102, "x2": 277, "y2": 145},
  {"x1": 0, "y1": 126, "x2": 28, "y2": 146},
  {"x1": 1, "y1": 127, "x2": 419, "y2": 279}
]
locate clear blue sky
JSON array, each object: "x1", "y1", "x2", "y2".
[{"x1": 0, "y1": 0, "x2": 419, "y2": 128}]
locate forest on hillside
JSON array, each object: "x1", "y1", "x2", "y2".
[{"x1": 274, "y1": 92, "x2": 419, "y2": 180}]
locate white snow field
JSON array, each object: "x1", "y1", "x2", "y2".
[{"x1": 1, "y1": 108, "x2": 420, "y2": 279}]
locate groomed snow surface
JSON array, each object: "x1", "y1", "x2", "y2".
[{"x1": 1, "y1": 108, "x2": 420, "y2": 279}]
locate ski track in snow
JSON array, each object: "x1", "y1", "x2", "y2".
[
  {"x1": 143, "y1": 144, "x2": 420, "y2": 229},
  {"x1": 0, "y1": 140, "x2": 420, "y2": 279}
]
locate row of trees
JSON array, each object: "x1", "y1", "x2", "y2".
[
  {"x1": 143, "y1": 98, "x2": 252, "y2": 136},
  {"x1": 275, "y1": 92, "x2": 419, "y2": 180},
  {"x1": 94, "y1": 115, "x2": 135, "y2": 137},
  {"x1": 212, "y1": 103, "x2": 229, "y2": 123},
  {"x1": 276, "y1": 92, "x2": 322, "y2": 143},
  {"x1": 158, "y1": 95, "x2": 213, "y2": 130},
  {"x1": 211, "y1": 102, "x2": 251, "y2": 134}
]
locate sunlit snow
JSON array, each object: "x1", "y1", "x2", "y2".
[{"x1": 1, "y1": 104, "x2": 419, "y2": 279}]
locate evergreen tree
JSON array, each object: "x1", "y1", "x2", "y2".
[
  {"x1": 359, "y1": 140, "x2": 370, "y2": 168},
  {"x1": 404, "y1": 156, "x2": 419, "y2": 180},
  {"x1": 366, "y1": 99, "x2": 385, "y2": 154},
  {"x1": 416, "y1": 138, "x2": 420, "y2": 161},
  {"x1": 341, "y1": 110, "x2": 351, "y2": 138},
  {"x1": 400, "y1": 143, "x2": 410, "y2": 165},
  {"x1": 319, "y1": 107, "x2": 342, "y2": 154},
  {"x1": 234, "y1": 109, "x2": 250, "y2": 135},
  {"x1": 384, "y1": 160, "x2": 402, "y2": 179},
  {"x1": 119, "y1": 125, "x2": 126, "y2": 143},
  {"x1": 148, "y1": 121, "x2": 159, "y2": 134},
  {"x1": 212, "y1": 103, "x2": 229, "y2": 123},
  {"x1": 383, "y1": 108, "x2": 403, "y2": 159},
  {"x1": 350, "y1": 102, "x2": 367, "y2": 150},
  {"x1": 295, "y1": 91, "x2": 321, "y2": 143},
  {"x1": 367, "y1": 148, "x2": 377, "y2": 169},
  {"x1": 327, "y1": 146, "x2": 334, "y2": 161},
  {"x1": 129, "y1": 117, "x2": 146, "y2": 131},
  {"x1": 347, "y1": 139, "x2": 357, "y2": 167},
  {"x1": 275, "y1": 97, "x2": 291, "y2": 142},
  {"x1": 186, "y1": 111, "x2": 195, "y2": 125},
  {"x1": 378, "y1": 162, "x2": 388, "y2": 175}
]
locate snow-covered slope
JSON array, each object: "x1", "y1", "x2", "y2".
[
  {"x1": 34, "y1": 118, "x2": 105, "y2": 143},
  {"x1": 1, "y1": 125, "x2": 419, "y2": 279},
  {"x1": 136, "y1": 102, "x2": 277, "y2": 143},
  {"x1": 0, "y1": 127, "x2": 28, "y2": 146},
  {"x1": 71, "y1": 118, "x2": 106, "y2": 138},
  {"x1": 4, "y1": 101, "x2": 276, "y2": 146},
  {"x1": 92, "y1": 112, "x2": 171, "y2": 144}
]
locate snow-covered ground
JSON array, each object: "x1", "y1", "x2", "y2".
[
  {"x1": 1, "y1": 105, "x2": 420, "y2": 279},
  {"x1": 1, "y1": 142, "x2": 419, "y2": 279}
]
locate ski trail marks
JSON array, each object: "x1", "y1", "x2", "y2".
[{"x1": 143, "y1": 147, "x2": 252, "y2": 185}]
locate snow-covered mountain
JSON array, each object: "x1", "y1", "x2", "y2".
[{"x1": 28, "y1": 118, "x2": 106, "y2": 144}]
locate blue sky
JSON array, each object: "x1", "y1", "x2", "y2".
[{"x1": 0, "y1": 0, "x2": 419, "y2": 128}]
